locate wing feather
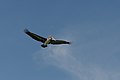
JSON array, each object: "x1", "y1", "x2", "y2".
[
  {"x1": 24, "y1": 29, "x2": 47, "y2": 43},
  {"x1": 50, "y1": 40, "x2": 71, "y2": 45}
]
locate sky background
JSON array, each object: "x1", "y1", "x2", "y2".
[{"x1": 0, "y1": 0, "x2": 120, "y2": 80}]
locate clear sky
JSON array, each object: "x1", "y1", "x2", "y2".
[{"x1": 0, "y1": 0, "x2": 120, "y2": 80}]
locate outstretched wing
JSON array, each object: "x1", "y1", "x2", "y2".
[
  {"x1": 50, "y1": 40, "x2": 71, "y2": 45},
  {"x1": 24, "y1": 29, "x2": 47, "y2": 43}
]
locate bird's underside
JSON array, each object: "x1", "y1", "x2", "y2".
[{"x1": 24, "y1": 29, "x2": 71, "y2": 48}]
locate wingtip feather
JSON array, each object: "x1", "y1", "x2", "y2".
[
  {"x1": 24, "y1": 28, "x2": 29, "y2": 33},
  {"x1": 68, "y1": 42, "x2": 71, "y2": 44}
]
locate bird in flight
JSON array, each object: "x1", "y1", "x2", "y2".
[{"x1": 24, "y1": 29, "x2": 71, "y2": 48}]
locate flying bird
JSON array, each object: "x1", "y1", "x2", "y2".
[{"x1": 24, "y1": 29, "x2": 71, "y2": 48}]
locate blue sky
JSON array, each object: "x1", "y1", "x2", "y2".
[{"x1": 0, "y1": 0, "x2": 120, "y2": 80}]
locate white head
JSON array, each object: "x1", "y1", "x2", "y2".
[
  {"x1": 48, "y1": 35, "x2": 53, "y2": 40},
  {"x1": 48, "y1": 35, "x2": 55, "y2": 40}
]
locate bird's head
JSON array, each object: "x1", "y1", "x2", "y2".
[{"x1": 48, "y1": 35, "x2": 53, "y2": 40}]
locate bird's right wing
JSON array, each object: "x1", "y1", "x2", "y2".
[
  {"x1": 50, "y1": 40, "x2": 71, "y2": 45},
  {"x1": 24, "y1": 29, "x2": 47, "y2": 43}
]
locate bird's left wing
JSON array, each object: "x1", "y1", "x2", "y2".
[
  {"x1": 24, "y1": 29, "x2": 47, "y2": 43},
  {"x1": 50, "y1": 40, "x2": 71, "y2": 45}
]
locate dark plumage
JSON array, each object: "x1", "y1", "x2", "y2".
[
  {"x1": 24, "y1": 29, "x2": 46, "y2": 43},
  {"x1": 24, "y1": 29, "x2": 71, "y2": 48}
]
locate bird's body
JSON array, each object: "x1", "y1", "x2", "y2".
[{"x1": 24, "y1": 29, "x2": 71, "y2": 48}]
